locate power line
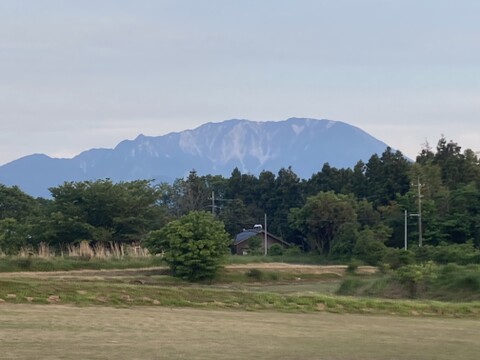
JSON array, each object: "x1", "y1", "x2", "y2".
[{"x1": 207, "y1": 191, "x2": 236, "y2": 217}]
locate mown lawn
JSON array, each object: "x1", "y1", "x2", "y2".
[{"x1": 1, "y1": 304, "x2": 479, "y2": 360}]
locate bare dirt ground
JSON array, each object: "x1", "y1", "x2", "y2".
[{"x1": 1, "y1": 304, "x2": 479, "y2": 360}]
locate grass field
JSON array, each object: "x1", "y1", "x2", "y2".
[
  {"x1": 1, "y1": 304, "x2": 479, "y2": 360},
  {"x1": 1, "y1": 263, "x2": 479, "y2": 359}
]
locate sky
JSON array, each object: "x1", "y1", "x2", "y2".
[{"x1": 1, "y1": 0, "x2": 479, "y2": 166}]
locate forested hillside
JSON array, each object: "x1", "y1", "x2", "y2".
[{"x1": 1, "y1": 136, "x2": 479, "y2": 265}]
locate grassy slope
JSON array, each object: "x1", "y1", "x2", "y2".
[
  {"x1": 337, "y1": 264, "x2": 480, "y2": 302},
  {"x1": 1, "y1": 268, "x2": 479, "y2": 317},
  {"x1": 1, "y1": 257, "x2": 479, "y2": 317},
  {"x1": 0, "y1": 256, "x2": 165, "y2": 272}
]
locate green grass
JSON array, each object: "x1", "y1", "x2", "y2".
[
  {"x1": 2, "y1": 259, "x2": 480, "y2": 317},
  {"x1": 1, "y1": 274, "x2": 479, "y2": 317},
  {"x1": 226, "y1": 254, "x2": 338, "y2": 265},
  {"x1": 0, "y1": 256, "x2": 165, "y2": 272},
  {"x1": 0, "y1": 253, "x2": 345, "y2": 274},
  {"x1": 0, "y1": 254, "x2": 332, "y2": 273}
]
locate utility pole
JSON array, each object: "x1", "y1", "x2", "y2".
[
  {"x1": 409, "y1": 177, "x2": 423, "y2": 247},
  {"x1": 417, "y1": 177, "x2": 423, "y2": 247},
  {"x1": 404, "y1": 210, "x2": 408, "y2": 250},
  {"x1": 211, "y1": 191, "x2": 215, "y2": 217},
  {"x1": 208, "y1": 192, "x2": 235, "y2": 218},
  {"x1": 264, "y1": 213, "x2": 268, "y2": 256}
]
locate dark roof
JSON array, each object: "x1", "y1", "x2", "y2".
[
  {"x1": 234, "y1": 230, "x2": 259, "y2": 245},
  {"x1": 233, "y1": 229, "x2": 289, "y2": 246}
]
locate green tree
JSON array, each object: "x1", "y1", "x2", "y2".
[
  {"x1": 442, "y1": 183, "x2": 480, "y2": 245},
  {"x1": 219, "y1": 198, "x2": 253, "y2": 237},
  {"x1": 307, "y1": 163, "x2": 354, "y2": 196},
  {"x1": 176, "y1": 170, "x2": 211, "y2": 214},
  {"x1": 330, "y1": 222, "x2": 359, "y2": 259},
  {"x1": 144, "y1": 211, "x2": 230, "y2": 281},
  {"x1": 254, "y1": 170, "x2": 277, "y2": 217},
  {"x1": 348, "y1": 160, "x2": 368, "y2": 198},
  {"x1": 355, "y1": 199, "x2": 381, "y2": 229},
  {"x1": 430, "y1": 137, "x2": 480, "y2": 190},
  {"x1": 289, "y1": 191, "x2": 357, "y2": 254},
  {"x1": 269, "y1": 167, "x2": 304, "y2": 240},
  {"x1": 0, "y1": 185, "x2": 44, "y2": 251},
  {"x1": 225, "y1": 168, "x2": 259, "y2": 207},
  {"x1": 365, "y1": 148, "x2": 411, "y2": 206},
  {"x1": 0, "y1": 185, "x2": 39, "y2": 221},
  {"x1": 47, "y1": 179, "x2": 165, "y2": 246},
  {"x1": 0, "y1": 218, "x2": 30, "y2": 254}
]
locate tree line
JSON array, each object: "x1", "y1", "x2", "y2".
[{"x1": 1, "y1": 136, "x2": 480, "y2": 263}]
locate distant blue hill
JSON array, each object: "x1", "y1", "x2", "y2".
[{"x1": 0, "y1": 118, "x2": 391, "y2": 198}]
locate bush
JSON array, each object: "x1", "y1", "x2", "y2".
[
  {"x1": 378, "y1": 262, "x2": 391, "y2": 274},
  {"x1": 346, "y1": 259, "x2": 361, "y2": 274},
  {"x1": 268, "y1": 244, "x2": 284, "y2": 256},
  {"x1": 283, "y1": 246, "x2": 302, "y2": 256},
  {"x1": 413, "y1": 245, "x2": 433, "y2": 263},
  {"x1": 247, "y1": 237, "x2": 262, "y2": 255},
  {"x1": 337, "y1": 278, "x2": 363, "y2": 295},
  {"x1": 144, "y1": 211, "x2": 230, "y2": 281},
  {"x1": 435, "y1": 264, "x2": 480, "y2": 292},
  {"x1": 432, "y1": 243, "x2": 478, "y2": 265},
  {"x1": 353, "y1": 230, "x2": 387, "y2": 266},
  {"x1": 245, "y1": 269, "x2": 279, "y2": 281},
  {"x1": 412, "y1": 243, "x2": 480, "y2": 265},
  {"x1": 456, "y1": 274, "x2": 480, "y2": 291},
  {"x1": 246, "y1": 268, "x2": 264, "y2": 280},
  {"x1": 383, "y1": 249, "x2": 415, "y2": 270},
  {"x1": 395, "y1": 262, "x2": 437, "y2": 297}
]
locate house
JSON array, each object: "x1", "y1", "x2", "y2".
[{"x1": 232, "y1": 225, "x2": 289, "y2": 255}]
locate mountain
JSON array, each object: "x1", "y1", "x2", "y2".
[{"x1": 0, "y1": 118, "x2": 390, "y2": 198}]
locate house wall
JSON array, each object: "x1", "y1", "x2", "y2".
[{"x1": 234, "y1": 234, "x2": 286, "y2": 255}]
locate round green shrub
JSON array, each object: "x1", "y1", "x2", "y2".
[{"x1": 268, "y1": 244, "x2": 284, "y2": 256}]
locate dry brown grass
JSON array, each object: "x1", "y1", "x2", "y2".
[
  {"x1": 0, "y1": 304, "x2": 479, "y2": 360},
  {"x1": 6, "y1": 242, "x2": 151, "y2": 260}
]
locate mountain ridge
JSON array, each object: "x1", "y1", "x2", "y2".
[{"x1": 0, "y1": 118, "x2": 391, "y2": 197}]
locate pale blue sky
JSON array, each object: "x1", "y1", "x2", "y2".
[{"x1": 1, "y1": 0, "x2": 479, "y2": 165}]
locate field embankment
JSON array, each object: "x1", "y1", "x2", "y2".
[{"x1": 1, "y1": 263, "x2": 479, "y2": 318}]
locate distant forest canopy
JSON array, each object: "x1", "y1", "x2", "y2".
[{"x1": 1, "y1": 136, "x2": 480, "y2": 259}]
